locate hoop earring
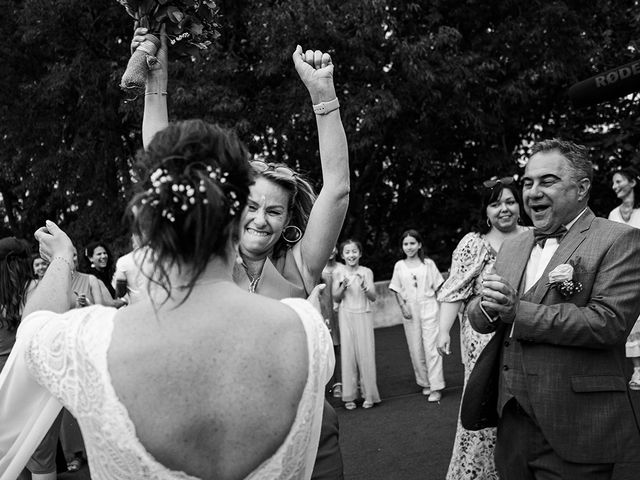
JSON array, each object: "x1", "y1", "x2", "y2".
[
  {"x1": 486, "y1": 219, "x2": 491, "y2": 227},
  {"x1": 282, "y1": 225, "x2": 302, "y2": 244}
]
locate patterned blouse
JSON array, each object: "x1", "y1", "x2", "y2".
[{"x1": 436, "y1": 232, "x2": 497, "y2": 306}]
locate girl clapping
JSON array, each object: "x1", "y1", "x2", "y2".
[{"x1": 333, "y1": 239, "x2": 380, "y2": 410}]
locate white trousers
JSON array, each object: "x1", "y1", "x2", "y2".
[
  {"x1": 402, "y1": 299, "x2": 445, "y2": 391},
  {"x1": 339, "y1": 309, "x2": 381, "y2": 404}
]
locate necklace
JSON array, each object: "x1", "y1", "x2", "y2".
[
  {"x1": 238, "y1": 258, "x2": 263, "y2": 294},
  {"x1": 246, "y1": 271, "x2": 261, "y2": 293}
]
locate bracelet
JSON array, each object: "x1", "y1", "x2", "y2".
[
  {"x1": 51, "y1": 256, "x2": 76, "y2": 278},
  {"x1": 313, "y1": 97, "x2": 340, "y2": 115},
  {"x1": 145, "y1": 91, "x2": 167, "y2": 96}
]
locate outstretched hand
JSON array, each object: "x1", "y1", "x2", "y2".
[{"x1": 292, "y1": 45, "x2": 337, "y2": 104}]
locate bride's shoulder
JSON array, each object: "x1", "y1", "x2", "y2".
[{"x1": 21, "y1": 305, "x2": 115, "y2": 342}]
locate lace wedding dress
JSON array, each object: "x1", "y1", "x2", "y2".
[{"x1": 0, "y1": 298, "x2": 333, "y2": 479}]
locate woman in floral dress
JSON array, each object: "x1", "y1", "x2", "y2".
[{"x1": 436, "y1": 178, "x2": 528, "y2": 479}]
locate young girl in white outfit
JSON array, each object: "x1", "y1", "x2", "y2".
[
  {"x1": 389, "y1": 230, "x2": 445, "y2": 402},
  {"x1": 333, "y1": 239, "x2": 381, "y2": 410}
]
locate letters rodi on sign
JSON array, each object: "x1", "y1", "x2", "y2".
[{"x1": 595, "y1": 61, "x2": 640, "y2": 87}]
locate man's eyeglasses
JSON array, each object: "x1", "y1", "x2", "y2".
[
  {"x1": 482, "y1": 176, "x2": 515, "y2": 189},
  {"x1": 250, "y1": 160, "x2": 297, "y2": 178}
]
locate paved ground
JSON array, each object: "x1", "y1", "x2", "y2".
[
  {"x1": 333, "y1": 322, "x2": 463, "y2": 480},
  {"x1": 54, "y1": 322, "x2": 464, "y2": 479}
]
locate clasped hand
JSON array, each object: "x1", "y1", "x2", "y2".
[{"x1": 480, "y1": 270, "x2": 518, "y2": 323}]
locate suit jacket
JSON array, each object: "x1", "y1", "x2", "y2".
[{"x1": 461, "y1": 208, "x2": 640, "y2": 463}]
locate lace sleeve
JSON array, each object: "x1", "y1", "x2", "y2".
[
  {"x1": 437, "y1": 232, "x2": 491, "y2": 303},
  {"x1": 25, "y1": 306, "x2": 116, "y2": 411}
]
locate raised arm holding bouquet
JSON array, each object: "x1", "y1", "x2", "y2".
[
  {"x1": 118, "y1": 0, "x2": 219, "y2": 96},
  {"x1": 131, "y1": 27, "x2": 350, "y2": 479}
]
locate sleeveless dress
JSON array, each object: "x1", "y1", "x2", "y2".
[
  {"x1": 0, "y1": 299, "x2": 333, "y2": 480},
  {"x1": 333, "y1": 266, "x2": 381, "y2": 405},
  {"x1": 234, "y1": 248, "x2": 344, "y2": 480},
  {"x1": 436, "y1": 232, "x2": 499, "y2": 480}
]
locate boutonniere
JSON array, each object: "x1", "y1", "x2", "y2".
[{"x1": 547, "y1": 263, "x2": 583, "y2": 298}]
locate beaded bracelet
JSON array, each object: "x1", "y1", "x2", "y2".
[{"x1": 51, "y1": 256, "x2": 76, "y2": 278}]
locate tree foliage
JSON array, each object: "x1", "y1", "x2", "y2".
[{"x1": 3, "y1": 0, "x2": 640, "y2": 276}]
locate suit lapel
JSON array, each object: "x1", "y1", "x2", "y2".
[
  {"x1": 530, "y1": 209, "x2": 594, "y2": 303},
  {"x1": 498, "y1": 232, "x2": 534, "y2": 294}
]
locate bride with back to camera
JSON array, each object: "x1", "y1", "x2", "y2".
[
  {"x1": 0, "y1": 118, "x2": 334, "y2": 480},
  {"x1": 134, "y1": 24, "x2": 350, "y2": 479}
]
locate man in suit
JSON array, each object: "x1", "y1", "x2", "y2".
[{"x1": 463, "y1": 139, "x2": 640, "y2": 479}]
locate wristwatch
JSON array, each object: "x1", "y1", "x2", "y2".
[{"x1": 313, "y1": 98, "x2": 340, "y2": 115}]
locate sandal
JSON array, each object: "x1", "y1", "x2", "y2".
[
  {"x1": 332, "y1": 383, "x2": 342, "y2": 398},
  {"x1": 344, "y1": 401, "x2": 356, "y2": 410},
  {"x1": 67, "y1": 458, "x2": 82, "y2": 472}
]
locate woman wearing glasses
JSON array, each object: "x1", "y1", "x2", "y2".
[
  {"x1": 389, "y1": 230, "x2": 445, "y2": 403},
  {"x1": 134, "y1": 28, "x2": 348, "y2": 479},
  {"x1": 436, "y1": 177, "x2": 528, "y2": 480}
]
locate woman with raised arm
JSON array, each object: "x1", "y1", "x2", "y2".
[
  {"x1": 0, "y1": 120, "x2": 334, "y2": 480},
  {"x1": 133, "y1": 27, "x2": 349, "y2": 479}
]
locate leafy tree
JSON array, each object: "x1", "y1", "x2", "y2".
[{"x1": 2, "y1": 0, "x2": 640, "y2": 276}]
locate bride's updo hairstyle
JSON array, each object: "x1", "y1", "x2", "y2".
[{"x1": 130, "y1": 119, "x2": 253, "y2": 300}]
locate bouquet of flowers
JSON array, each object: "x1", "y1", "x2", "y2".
[{"x1": 117, "y1": 0, "x2": 220, "y2": 95}]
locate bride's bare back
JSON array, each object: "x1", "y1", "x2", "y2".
[{"x1": 108, "y1": 282, "x2": 308, "y2": 480}]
